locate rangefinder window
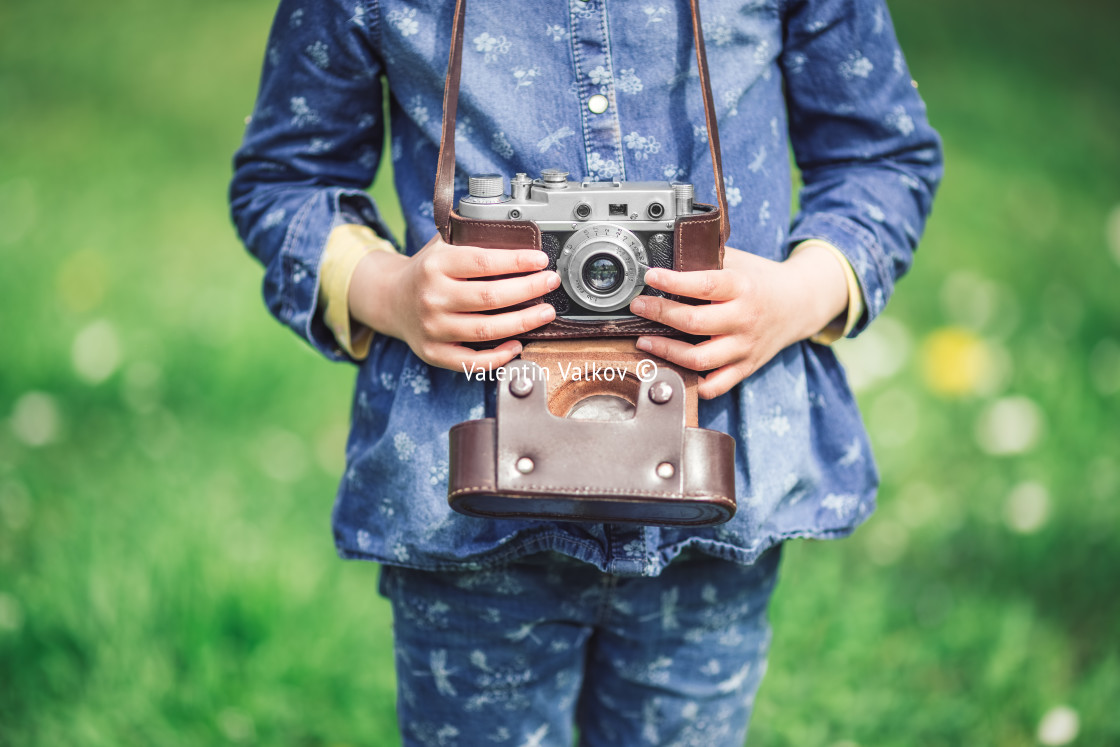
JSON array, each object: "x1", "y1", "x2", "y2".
[{"x1": 609, "y1": 203, "x2": 628, "y2": 216}]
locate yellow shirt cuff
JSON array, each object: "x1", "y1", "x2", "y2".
[
  {"x1": 790, "y1": 239, "x2": 865, "y2": 345},
  {"x1": 319, "y1": 224, "x2": 397, "y2": 360}
]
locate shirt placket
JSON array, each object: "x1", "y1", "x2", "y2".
[
  {"x1": 567, "y1": 0, "x2": 659, "y2": 577},
  {"x1": 568, "y1": 0, "x2": 625, "y2": 180}
]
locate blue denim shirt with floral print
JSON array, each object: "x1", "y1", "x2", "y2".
[{"x1": 230, "y1": 0, "x2": 942, "y2": 577}]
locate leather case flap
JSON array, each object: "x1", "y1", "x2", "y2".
[{"x1": 446, "y1": 361, "x2": 737, "y2": 526}]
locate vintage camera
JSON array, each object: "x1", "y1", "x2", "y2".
[
  {"x1": 457, "y1": 169, "x2": 699, "y2": 320},
  {"x1": 449, "y1": 170, "x2": 736, "y2": 527}
]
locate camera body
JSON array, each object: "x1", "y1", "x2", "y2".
[{"x1": 457, "y1": 169, "x2": 699, "y2": 320}]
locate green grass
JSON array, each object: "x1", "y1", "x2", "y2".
[{"x1": 1, "y1": 0, "x2": 1118, "y2": 744}]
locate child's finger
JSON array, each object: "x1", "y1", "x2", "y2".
[
  {"x1": 643, "y1": 267, "x2": 740, "y2": 301},
  {"x1": 440, "y1": 246, "x2": 549, "y2": 279},
  {"x1": 629, "y1": 295, "x2": 738, "y2": 336},
  {"x1": 443, "y1": 303, "x2": 557, "y2": 343},
  {"x1": 424, "y1": 339, "x2": 523, "y2": 372},
  {"x1": 452, "y1": 271, "x2": 561, "y2": 312},
  {"x1": 697, "y1": 363, "x2": 754, "y2": 399},
  {"x1": 635, "y1": 335, "x2": 743, "y2": 373}
]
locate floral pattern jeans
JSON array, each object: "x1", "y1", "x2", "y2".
[{"x1": 378, "y1": 546, "x2": 782, "y2": 746}]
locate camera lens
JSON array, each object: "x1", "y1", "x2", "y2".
[
  {"x1": 557, "y1": 224, "x2": 648, "y2": 312},
  {"x1": 582, "y1": 254, "x2": 623, "y2": 293}
]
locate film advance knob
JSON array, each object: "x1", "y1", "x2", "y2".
[{"x1": 468, "y1": 174, "x2": 506, "y2": 199}]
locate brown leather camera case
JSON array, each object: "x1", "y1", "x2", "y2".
[{"x1": 448, "y1": 361, "x2": 736, "y2": 526}]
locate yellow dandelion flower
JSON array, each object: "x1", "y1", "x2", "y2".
[{"x1": 920, "y1": 327, "x2": 992, "y2": 397}]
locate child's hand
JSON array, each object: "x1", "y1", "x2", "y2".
[
  {"x1": 348, "y1": 233, "x2": 560, "y2": 371},
  {"x1": 628, "y1": 244, "x2": 849, "y2": 399}
]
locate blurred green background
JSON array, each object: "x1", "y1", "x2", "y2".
[{"x1": 1, "y1": 0, "x2": 1118, "y2": 744}]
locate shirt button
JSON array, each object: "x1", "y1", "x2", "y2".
[{"x1": 588, "y1": 94, "x2": 609, "y2": 114}]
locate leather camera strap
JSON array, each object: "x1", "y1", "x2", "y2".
[{"x1": 434, "y1": 0, "x2": 730, "y2": 246}]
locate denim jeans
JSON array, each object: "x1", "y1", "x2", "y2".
[{"x1": 378, "y1": 545, "x2": 782, "y2": 746}]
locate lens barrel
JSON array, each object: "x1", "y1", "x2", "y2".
[{"x1": 556, "y1": 224, "x2": 649, "y2": 313}]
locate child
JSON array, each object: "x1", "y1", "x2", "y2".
[{"x1": 230, "y1": 0, "x2": 941, "y2": 743}]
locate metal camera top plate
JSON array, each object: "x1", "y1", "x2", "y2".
[{"x1": 457, "y1": 178, "x2": 691, "y2": 231}]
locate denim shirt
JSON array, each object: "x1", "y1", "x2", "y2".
[{"x1": 230, "y1": 0, "x2": 942, "y2": 577}]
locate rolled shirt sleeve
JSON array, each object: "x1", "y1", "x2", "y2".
[
  {"x1": 320, "y1": 223, "x2": 399, "y2": 359},
  {"x1": 229, "y1": 0, "x2": 396, "y2": 362},
  {"x1": 780, "y1": 0, "x2": 943, "y2": 337},
  {"x1": 790, "y1": 239, "x2": 865, "y2": 345}
]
